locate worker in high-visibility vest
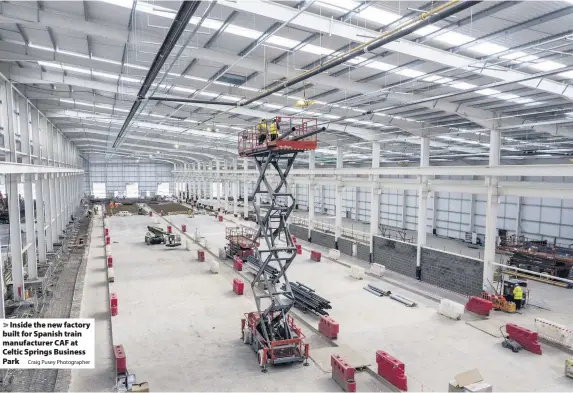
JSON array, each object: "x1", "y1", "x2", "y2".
[
  {"x1": 257, "y1": 119, "x2": 267, "y2": 145},
  {"x1": 513, "y1": 284, "x2": 524, "y2": 310},
  {"x1": 269, "y1": 117, "x2": 280, "y2": 141}
]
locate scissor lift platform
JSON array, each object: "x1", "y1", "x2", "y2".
[
  {"x1": 237, "y1": 116, "x2": 319, "y2": 372},
  {"x1": 238, "y1": 117, "x2": 319, "y2": 157}
]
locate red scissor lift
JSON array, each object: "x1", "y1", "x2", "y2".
[
  {"x1": 225, "y1": 226, "x2": 257, "y2": 261},
  {"x1": 238, "y1": 117, "x2": 319, "y2": 157},
  {"x1": 239, "y1": 117, "x2": 319, "y2": 372}
]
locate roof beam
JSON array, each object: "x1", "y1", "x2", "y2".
[{"x1": 221, "y1": 0, "x2": 573, "y2": 101}]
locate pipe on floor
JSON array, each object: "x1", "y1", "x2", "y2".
[
  {"x1": 113, "y1": 1, "x2": 202, "y2": 149},
  {"x1": 239, "y1": 0, "x2": 481, "y2": 107}
]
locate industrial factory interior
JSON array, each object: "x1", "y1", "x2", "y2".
[{"x1": 1, "y1": 0, "x2": 573, "y2": 391}]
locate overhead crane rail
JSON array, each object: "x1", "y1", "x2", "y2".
[{"x1": 239, "y1": 116, "x2": 320, "y2": 372}]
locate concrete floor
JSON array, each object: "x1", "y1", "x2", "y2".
[
  {"x1": 170, "y1": 212, "x2": 573, "y2": 392},
  {"x1": 69, "y1": 209, "x2": 115, "y2": 392},
  {"x1": 103, "y1": 213, "x2": 369, "y2": 392}
]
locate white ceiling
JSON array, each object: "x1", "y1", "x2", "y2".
[{"x1": 1, "y1": 0, "x2": 573, "y2": 167}]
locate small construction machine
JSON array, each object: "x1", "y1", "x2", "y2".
[
  {"x1": 144, "y1": 225, "x2": 181, "y2": 247},
  {"x1": 225, "y1": 226, "x2": 257, "y2": 261},
  {"x1": 239, "y1": 117, "x2": 320, "y2": 372}
]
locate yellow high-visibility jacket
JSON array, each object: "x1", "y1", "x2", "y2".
[
  {"x1": 270, "y1": 122, "x2": 278, "y2": 135},
  {"x1": 256, "y1": 122, "x2": 267, "y2": 133},
  {"x1": 513, "y1": 285, "x2": 523, "y2": 300}
]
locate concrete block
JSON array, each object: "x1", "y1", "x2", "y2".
[
  {"x1": 208, "y1": 260, "x2": 219, "y2": 274},
  {"x1": 218, "y1": 248, "x2": 226, "y2": 259},
  {"x1": 356, "y1": 242, "x2": 370, "y2": 262},
  {"x1": 338, "y1": 237, "x2": 353, "y2": 256},
  {"x1": 107, "y1": 267, "x2": 114, "y2": 283},
  {"x1": 105, "y1": 244, "x2": 112, "y2": 256},
  {"x1": 438, "y1": 298, "x2": 464, "y2": 320},
  {"x1": 372, "y1": 236, "x2": 416, "y2": 278},
  {"x1": 535, "y1": 318, "x2": 573, "y2": 348},
  {"x1": 350, "y1": 265, "x2": 365, "y2": 280},
  {"x1": 420, "y1": 247, "x2": 483, "y2": 296},
  {"x1": 311, "y1": 229, "x2": 335, "y2": 249},
  {"x1": 369, "y1": 263, "x2": 386, "y2": 277},
  {"x1": 328, "y1": 249, "x2": 341, "y2": 260}
]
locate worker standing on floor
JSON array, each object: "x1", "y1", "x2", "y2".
[
  {"x1": 513, "y1": 284, "x2": 523, "y2": 310},
  {"x1": 257, "y1": 118, "x2": 267, "y2": 145},
  {"x1": 269, "y1": 117, "x2": 280, "y2": 141}
]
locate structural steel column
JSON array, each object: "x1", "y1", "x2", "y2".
[
  {"x1": 370, "y1": 142, "x2": 381, "y2": 259},
  {"x1": 19, "y1": 96, "x2": 37, "y2": 279},
  {"x1": 484, "y1": 125, "x2": 500, "y2": 292},
  {"x1": 416, "y1": 137, "x2": 430, "y2": 273},
  {"x1": 401, "y1": 190, "x2": 407, "y2": 229},
  {"x1": 233, "y1": 159, "x2": 238, "y2": 216},
  {"x1": 50, "y1": 176, "x2": 58, "y2": 243},
  {"x1": 335, "y1": 147, "x2": 343, "y2": 243},
  {"x1": 4, "y1": 81, "x2": 25, "y2": 300},
  {"x1": 44, "y1": 176, "x2": 53, "y2": 251},
  {"x1": 243, "y1": 158, "x2": 248, "y2": 219},
  {"x1": 308, "y1": 151, "x2": 315, "y2": 241}
]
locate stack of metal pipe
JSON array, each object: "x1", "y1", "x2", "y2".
[
  {"x1": 283, "y1": 281, "x2": 332, "y2": 316},
  {"x1": 245, "y1": 255, "x2": 279, "y2": 281}
]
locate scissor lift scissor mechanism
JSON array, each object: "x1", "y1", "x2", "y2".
[{"x1": 238, "y1": 117, "x2": 319, "y2": 371}]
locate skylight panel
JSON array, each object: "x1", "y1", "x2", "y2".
[
  {"x1": 530, "y1": 60, "x2": 565, "y2": 72},
  {"x1": 323, "y1": 114, "x2": 341, "y2": 119},
  {"x1": 172, "y1": 86, "x2": 195, "y2": 94},
  {"x1": 62, "y1": 65, "x2": 90, "y2": 74},
  {"x1": 433, "y1": 31, "x2": 474, "y2": 46},
  {"x1": 358, "y1": 7, "x2": 401, "y2": 25},
  {"x1": 267, "y1": 36, "x2": 300, "y2": 48},
  {"x1": 476, "y1": 88, "x2": 500, "y2": 96},
  {"x1": 317, "y1": 0, "x2": 358, "y2": 12},
  {"x1": 496, "y1": 93, "x2": 520, "y2": 100},
  {"x1": 450, "y1": 82, "x2": 476, "y2": 90},
  {"x1": 264, "y1": 103, "x2": 283, "y2": 109},
  {"x1": 395, "y1": 69, "x2": 426, "y2": 78},
  {"x1": 199, "y1": 91, "x2": 219, "y2": 98},
  {"x1": 303, "y1": 45, "x2": 334, "y2": 56},
  {"x1": 559, "y1": 70, "x2": 573, "y2": 79},
  {"x1": 367, "y1": 61, "x2": 395, "y2": 71},
  {"x1": 468, "y1": 42, "x2": 506, "y2": 55},
  {"x1": 92, "y1": 56, "x2": 122, "y2": 66},
  {"x1": 225, "y1": 25, "x2": 261, "y2": 40},
  {"x1": 415, "y1": 25, "x2": 440, "y2": 37}
]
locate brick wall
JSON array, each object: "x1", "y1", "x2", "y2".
[
  {"x1": 420, "y1": 247, "x2": 483, "y2": 296},
  {"x1": 372, "y1": 236, "x2": 417, "y2": 278},
  {"x1": 338, "y1": 237, "x2": 353, "y2": 256},
  {"x1": 356, "y1": 243, "x2": 370, "y2": 262},
  {"x1": 289, "y1": 224, "x2": 308, "y2": 241},
  {"x1": 311, "y1": 229, "x2": 335, "y2": 249}
]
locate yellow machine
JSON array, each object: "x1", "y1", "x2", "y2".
[
  {"x1": 481, "y1": 293, "x2": 516, "y2": 313},
  {"x1": 566, "y1": 359, "x2": 573, "y2": 379}
]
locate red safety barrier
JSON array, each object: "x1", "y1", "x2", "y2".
[
  {"x1": 197, "y1": 250, "x2": 205, "y2": 262},
  {"x1": 218, "y1": 215, "x2": 223, "y2": 222},
  {"x1": 311, "y1": 250, "x2": 322, "y2": 262},
  {"x1": 110, "y1": 293, "x2": 118, "y2": 316},
  {"x1": 465, "y1": 296, "x2": 493, "y2": 316},
  {"x1": 319, "y1": 316, "x2": 339, "y2": 339},
  {"x1": 149, "y1": 211, "x2": 153, "y2": 217},
  {"x1": 113, "y1": 345, "x2": 127, "y2": 374},
  {"x1": 167, "y1": 225, "x2": 172, "y2": 233},
  {"x1": 105, "y1": 227, "x2": 109, "y2": 236},
  {"x1": 331, "y1": 355, "x2": 356, "y2": 392},
  {"x1": 107, "y1": 256, "x2": 113, "y2": 268},
  {"x1": 233, "y1": 256, "x2": 243, "y2": 271},
  {"x1": 292, "y1": 235, "x2": 297, "y2": 243},
  {"x1": 296, "y1": 244, "x2": 302, "y2": 255},
  {"x1": 376, "y1": 350, "x2": 407, "y2": 391},
  {"x1": 106, "y1": 236, "x2": 110, "y2": 245},
  {"x1": 182, "y1": 224, "x2": 187, "y2": 233},
  {"x1": 233, "y1": 278, "x2": 244, "y2": 295},
  {"x1": 506, "y1": 323, "x2": 542, "y2": 354}
]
